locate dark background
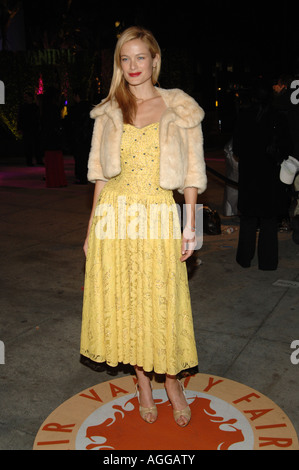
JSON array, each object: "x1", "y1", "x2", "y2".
[{"x1": 1, "y1": 0, "x2": 299, "y2": 148}]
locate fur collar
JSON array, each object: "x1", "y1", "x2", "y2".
[{"x1": 90, "y1": 87, "x2": 204, "y2": 129}]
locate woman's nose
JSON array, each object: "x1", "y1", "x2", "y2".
[{"x1": 130, "y1": 59, "x2": 137, "y2": 70}]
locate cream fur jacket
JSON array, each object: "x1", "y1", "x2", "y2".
[{"x1": 87, "y1": 87, "x2": 207, "y2": 194}]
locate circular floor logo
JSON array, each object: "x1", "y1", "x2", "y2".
[{"x1": 33, "y1": 373, "x2": 298, "y2": 450}]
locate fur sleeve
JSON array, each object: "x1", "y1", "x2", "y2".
[
  {"x1": 180, "y1": 123, "x2": 207, "y2": 194},
  {"x1": 87, "y1": 116, "x2": 108, "y2": 183}
]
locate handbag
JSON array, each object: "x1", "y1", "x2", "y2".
[{"x1": 203, "y1": 205, "x2": 221, "y2": 235}]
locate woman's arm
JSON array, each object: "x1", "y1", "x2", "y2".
[
  {"x1": 83, "y1": 180, "x2": 106, "y2": 256},
  {"x1": 181, "y1": 186, "x2": 198, "y2": 262}
]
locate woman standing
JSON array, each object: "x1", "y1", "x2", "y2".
[{"x1": 80, "y1": 27, "x2": 206, "y2": 427}]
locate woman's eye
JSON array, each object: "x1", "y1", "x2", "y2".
[{"x1": 137, "y1": 56, "x2": 145, "y2": 60}]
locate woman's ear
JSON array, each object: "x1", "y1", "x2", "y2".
[{"x1": 153, "y1": 53, "x2": 160, "y2": 68}]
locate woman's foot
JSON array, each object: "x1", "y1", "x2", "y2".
[
  {"x1": 135, "y1": 367, "x2": 157, "y2": 424},
  {"x1": 136, "y1": 383, "x2": 157, "y2": 424},
  {"x1": 165, "y1": 377, "x2": 191, "y2": 427}
]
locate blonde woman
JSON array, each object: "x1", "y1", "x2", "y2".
[{"x1": 80, "y1": 27, "x2": 207, "y2": 427}]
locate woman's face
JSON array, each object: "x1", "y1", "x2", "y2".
[{"x1": 120, "y1": 38, "x2": 158, "y2": 88}]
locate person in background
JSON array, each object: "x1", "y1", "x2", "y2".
[
  {"x1": 66, "y1": 88, "x2": 92, "y2": 184},
  {"x1": 273, "y1": 75, "x2": 295, "y2": 232},
  {"x1": 273, "y1": 72, "x2": 299, "y2": 242},
  {"x1": 233, "y1": 78, "x2": 293, "y2": 270}
]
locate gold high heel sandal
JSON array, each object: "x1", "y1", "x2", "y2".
[
  {"x1": 136, "y1": 383, "x2": 158, "y2": 424},
  {"x1": 170, "y1": 379, "x2": 191, "y2": 428}
]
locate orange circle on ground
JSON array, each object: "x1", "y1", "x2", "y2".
[{"x1": 33, "y1": 373, "x2": 298, "y2": 450}]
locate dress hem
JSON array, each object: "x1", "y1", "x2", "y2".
[{"x1": 80, "y1": 352, "x2": 198, "y2": 376}]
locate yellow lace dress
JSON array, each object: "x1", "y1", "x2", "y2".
[{"x1": 80, "y1": 122, "x2": 198, "y2": 375}]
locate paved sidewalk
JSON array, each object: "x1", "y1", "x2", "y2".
[{"x1": 0, "y1": 154, "x2": 298, "y2": 449}]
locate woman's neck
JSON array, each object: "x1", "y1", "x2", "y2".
[{"x1": 129, "y1": 83, "x2": 158, "y2": 102}]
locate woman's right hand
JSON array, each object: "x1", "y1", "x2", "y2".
[
  {"x1": 82, "y1": 180, "x2": 106, "y2": 258},
  {"x1": 83, "y1": 234, "x2": 89, "y2": 257}
]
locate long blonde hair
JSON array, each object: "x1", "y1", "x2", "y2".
[{"x1": 104, "y1": 26, "x2": 161, "y2": 124}]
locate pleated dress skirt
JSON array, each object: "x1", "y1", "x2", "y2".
[{"x1": 80, "y1": 123, "x2": 198, "y2": 375}]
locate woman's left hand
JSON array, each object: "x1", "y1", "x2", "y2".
[{"x1": 180, "y1": 226, "x2": 197, "y2": 262}]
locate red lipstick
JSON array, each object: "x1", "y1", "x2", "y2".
[{"x1": 129, "y1": 72, "x2": 141, "y2": 77}]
